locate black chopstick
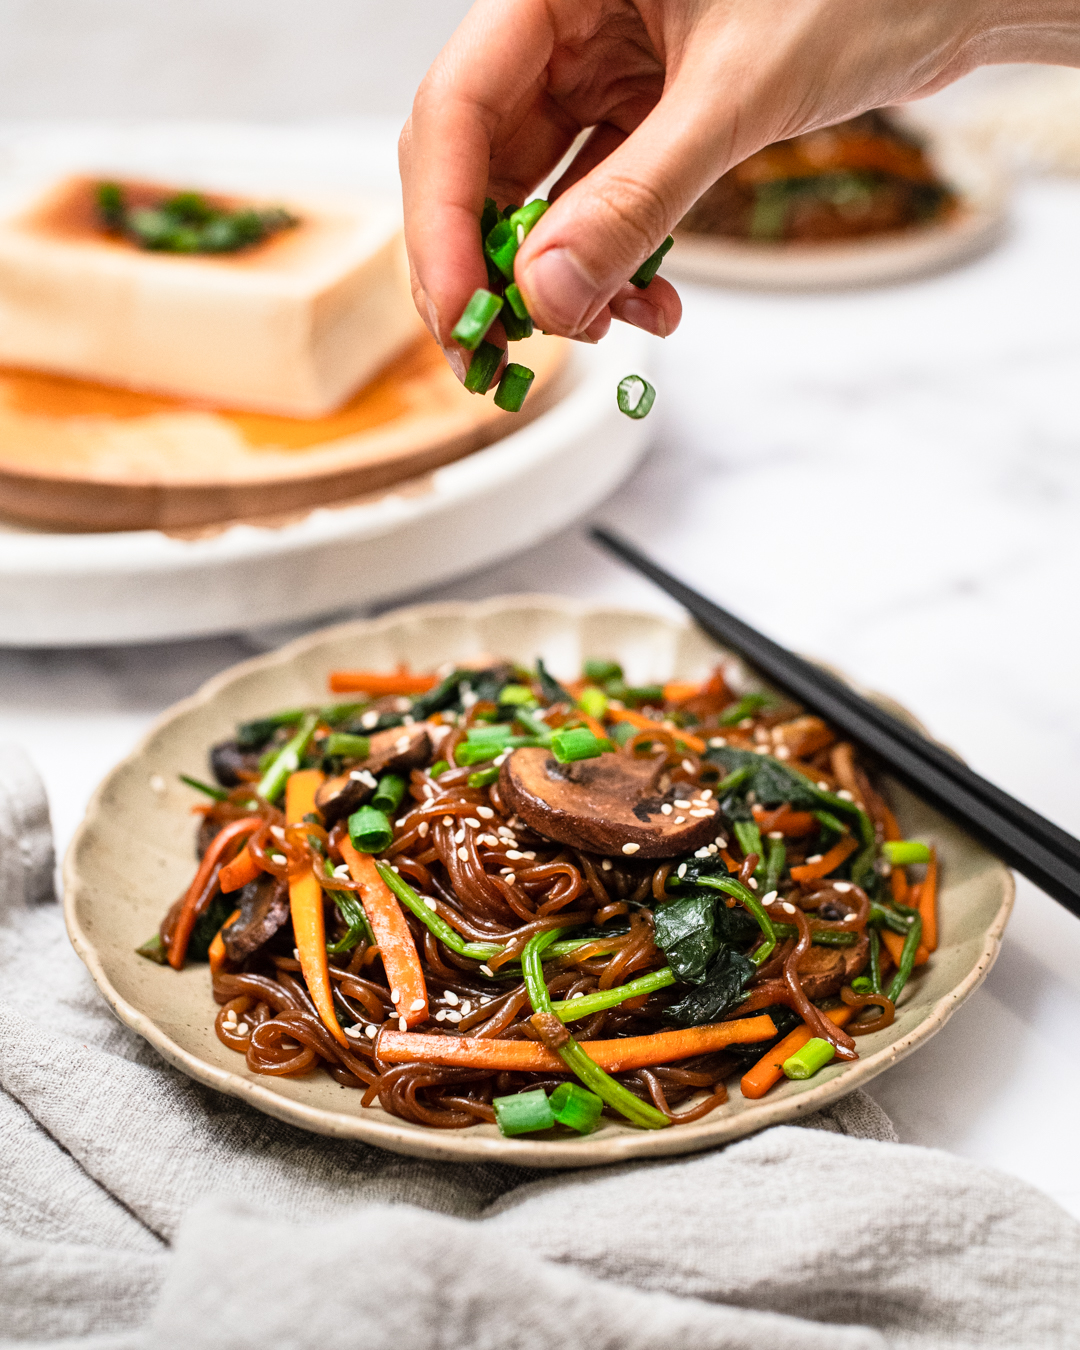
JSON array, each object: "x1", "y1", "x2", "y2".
[{"x1": 590, "y1": 526, "x2": 1080, "y2": 918}]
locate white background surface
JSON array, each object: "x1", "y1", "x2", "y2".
[{"x1": 0, "y1": 0, "x2": 1077, "y2": 1220}]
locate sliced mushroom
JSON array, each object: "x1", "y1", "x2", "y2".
[
  {"x1": 499, "y1": 747, "x2": 725, "y2": 858},
  {"x1": 771, "y1": 715, "x2": 835, "y2": 759},
  {"x1": 315, "y1": 722, "x2": 432, "y2": 825},
  {"x1": 222, "y1": 871, "x2": 290, "y2": 961},
  {"x1": 793, "y1": 944, "x2": 847, "y2": 1001},
  {"x1": 210, "y1": 740, "x2": 261, "y2": 788}
]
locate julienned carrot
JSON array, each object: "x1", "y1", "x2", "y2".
[
  {"x1": 377, "y1": 1014, "x2": 777, "y2": 1073},
  {"x1": 918, "y1": 847, "x2": 938, "y2": 952},
  {"x1": 208, "y1": 908, "x2": 241, "y2": 977},
  {"x1": 881, "y1": 926, "x2": 928, "y2": 969},
  {"x1": 339, "y1": 839, "x2": 429, "y2": 1028},
  {"x1": 789, "y1": 834, "x2": 858, "y2": 882},
  {"x1": 328, "y1": 670, "x2": 438, "y2": 695},
  {"x1": 880, "y1": 805, "x2": 902, "y2": 843},
  {"x1": 609, "y1": 706, "x2": 707, "y2": 754},
  {"x1": 890, "y1": 866, "x2": 910, "y2": 905},
  {"x1": 740, "y1": 1005, "x2": 854, "y2": 1100},
  {"x1": 576, "y1": 710, "x2": 609, "y2": 740},
  {"x1": 752, "y1": 804, "x2": 817, "y2": 837},
  {"x1": 168, "y1": 815, "x2": 262, "y2": 970},
  {"x1": 219, "y1": 842, "x2": 261, "y2": 894},
  {"x1": 663, "y1": 681, "x2": 701, "y2": 704},
  {"x1": 286, "y1": 770, "x2": 349, "y2": 1049}
]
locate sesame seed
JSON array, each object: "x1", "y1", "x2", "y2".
[
  {"x1": 681, "y1": 759, "x2": 695, "y2": 774},
  {"x1": 833, "y1": 881, "x2": 853, "y2": 893},
  {"x1": 479, "y1": 964, "x2": 494, "y2": 977},
  {"x1": 768, "y1": 830, "x2": 784, "y2": 840},
  {"x1": 694, "y1": 848, "x2": 709, "y2": 858},
  {"x1": 775, "y1": 746, "x2": 791, "y2": 760},
  {"x1": 700, "y1": 789, "x2": 713, "y2": 800},
  {"x1": 523, "y1": 850, "x2": 537, "y2": 860},
  {"x1": 350, "y1": 769, "x2": 377, "y2": 786},
  {"x1": 677, "y1": 863, "x2": 687, "y2": 878},
  {"x1": 270, "y1": 825, "x2": 286, "y2": 840},
  {"x1": 782, "y1": 901, "x2": 797, "y2": 915},
  {"x1": 689, "y1": 809, "x2": 713, "y2": 818},
  {"x1": 425, "y1": 898, "x2": 438, "y2": 911},
  {"x1": 394, "y1": 697, "x2": 413, "y2": 713},
  {"x1": 477, "y1": 805, "x2": 494, "y2": 819},
  {"x1": 715, "y1": 835, "x2": 727, "y2": 847},
  {"x1": 748, "y1": 878, "x2": 759, "y2": 890},
  {"x1": 505, "y1": 849, "x2": 523, "y2": 860},
  {"x1": 661, "y1": 803, "x2": 673, "y2": 816},
  {"x1": 445, "y1": 1010, "x2": 462, "y2": 1023},
  {"x1": 395, "y1": 736, "x2": 411, "y2": 753},
  {"x1": 453, "y1": 826, "x2": 465, "y2": 844},
  {"x1": 457, "y1": 846, "x2": 469, "y2": 860},
  {"x1": 293, "y1": 948, "x2": 300, "y2": 960},
  {"x1": 674, "y1": 816, "x2": 685, "y2": 825},
  {"x1": 622, "y1": 842, "x2": 640, "y2": 854},
  {"x1": 418, "y1": 821, "x2": 430, "y2": 837},
  {"x1": 334, "y1": 863, "x2": 350, "y2": 878},
  {"x1": 481, "y1": 833, "x2": 500, "y2": 847},
  {"x1": 460, "y1": 1000, "x2": 472, "y2": 1015},
  {"x1": 442, "y1": 815, "x2": 454, "y2": 826},
  {"x1": 816, "y1": 781, "x2": 829, "y2": 791},
  {"x1": 571, "y1": 991, "x2": 585, "y2": 999},
  {"x1": 674, "y1": 799, "x2": 691, "y2": 808},
  {"x1": 807, "y1": 854, "x2": 823, "y2": 864},
  {"x1": 435, "y1": 1010, "x2": 447, "y2": 1022},
  {"x1": 403, "y1": 714, "x2": 415, "y2": 727},
  {"x1": 398, "y1": 1016, "x2": 407, "y2": 1031},
  {"x1": 345, "y1": 1025, "x2": 362, "y2": 1039},
  {"x1": 390, "y1": 988, "x2": 401, "y2": 1004},
  {"x1": 149, "y1": 774, "x2": 166, "y2": 794},
  {"x1": 361, "y1": 710, "x2": 379, "y2": 729},
  {"x1": 738, "y1": 718, "x2": 754, "y2": 729},
  {"x1": 391, "y1": 865, "x2": 400, "y2": 873},
  {"x1": 409, "y1": 998, "x2": 425, "y2": 1012},
  {"x1": 708, "y1": 736, "x2": 726, "y2": 748},
  {"x1": 836, "y1": 789, "x2": 855, "y2": 802},
  {"x1": 365, "y1": 1024, "x2": 378, "y2": 1038},
  {"x1": 236, "y1": 1022, "x2": 250, "y2": 1036},
  {"x1": 444, "y1": 990, "x2": 460, "y2": 1006},
  {"x1": 707, "y1": 844, "x2": 719, "y2": 854},
  {"x1": 601, "y1": 859, "x2": 613, "y2": 871},
  {"x1": 464, "y1": 817, "x2": 480, "y2": 828}
]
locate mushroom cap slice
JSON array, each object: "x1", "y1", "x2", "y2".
[
  {"x1": 499, "y1": 746, "x2": 725, "y2": 859},
  {"x1": 315, "y1": 722, "x2": 432, "y2": 825}
]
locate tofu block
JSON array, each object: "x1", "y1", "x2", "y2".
[{"x1": 0, "y1": 176, "x2": 426, "y2": 417}]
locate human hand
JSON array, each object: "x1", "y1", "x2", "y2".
[{"x1": 400, "y1": 0, "x2": 1080, "y2": 374}]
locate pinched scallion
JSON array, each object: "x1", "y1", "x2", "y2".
[
  {"x1": 693, "y1": 873, "x2": 778, "y2": 966},
  {"x1": 500, "y1": 301, "x2": 533, "y2": 342},
  {"x1": 323, "y1": 732, "x2": 370, "y2": 759},
  {"x1": 179, "y1": 774, "x2": 229, "y2": 802},
  {"x1": 494, "y1": 1088, "x2": 555, "y2": 1136},
  {"x1": 868, "y1": 903, "x2": 911, "y2": 936},
  {"x1": 577, "y1": 686, "x2": 608, "y2": 720},
  {"x1": 617, "y1": 374, "x2": 656, "y2": 419},
  {"x1": 850, "y1": 975, "x2": 874, "y2": 995},
  {"x1": 509, "y1": 199, "x2": 549, "y2": 244},
  {"x1": 882, "y1": 839, "x2": 932, "y2": 866},
  {"x1": 464, "y1": 340, "x2": 504, "y2": 394},
  {"x1": 523, "y1": 929, "x2": 669, "y2": 1129},
  {"x1": 783, "y1": 1036, "x2": 836, "y2": 1080},
  {"x1": 371, "y1": 773, "x2": 406, "y2": 814},
  {"x1": 717, "y1": 692, "x2": 771, "y2": 726},
  {"x1": 512, "y1": 707, "x2": 553, "y2": 744},
  {"x1": 136, "y1": 933, "x2": 168, "y2": 964},
  {"x1": 483, "y1": 218, "x2": 518, "y2": 279},
  {"x1": 348, "y1": 805, "x2": 394, "y2": 855},
  {"x1": 629, "y1": 235, "x2": 674, "y2": 289},
  {"x1": 733, "y1": 819, "x2": 764, "y2": 871},
  {"x1": 493, "y1": 363, "x2": 535, "y2": 412},
  {"x1": 584, "y1": 659, "x2": 622, "y2": 683},
  {"x1": 504, "y1": 282, "x2": 530, "y2": 320},
  {"x1": 550, "y1": 726, "x2": 611, "y2": 763},
  {"x1": 549, "y1": 1082, "x2": 604, "y2": 1134},
  {"x1": 256, "y1": 711, "x2": 319, "y2": 803},
  {"x1": 451, "y1": 288, "x2": 504, "y2": 351},
  {"x1": 549, "y1": 966, "x2": 676, "y2": 1021}
]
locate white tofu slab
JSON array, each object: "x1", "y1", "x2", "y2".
[{"x1": 0, "y1": 177, "x2": 426, "y2": 416}]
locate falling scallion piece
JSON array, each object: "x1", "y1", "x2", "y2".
[
  {"x1": 617, "y1": 374, "x2": 656, "y2": 420},
  {"x1": 629, "y1": 235, "x2": 674, "y2": 288},
  {"x1": 493, "y1": 363, "x2": 535, "y2": 412}
]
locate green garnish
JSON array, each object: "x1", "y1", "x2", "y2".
[
  {"x1": 493, "y1": 1089, "x2": 555, "y2": 1136},
  {"x1": 348, "y1": 805, "x2": 393, "y2": 854},
  {"x1": 323, "y1": 732, "x2": 370, "y2": 760},
  {"x1": 256, "y1": 711, "x2": 319, "y2": 803},
  {"x1": 783, "y1": 1037, "x2": 836, "y2": 1080},
  {"x1": 617, "y1": 374, "x2": 656, "y2": 419},
  {"x1": 96, "y1": 182, "x2": 297, "y2": 255},
  {"x1": 629, "y1": 235, "x2": 673, "y2": 289},
  {"x1": 464, "y1": 340, "x2": 503, "y2": 394},
  {"x1": 451, "y1": 288, "x2": 504, "y2": 351},
  {"x1": 882, "y1": 840, "x2": 932, "y2": 866},
  {"x1": 549, "y1": 726, "x2": 611, "y2": 763},
  {"x1": 493, "y1": 362, "x2": 535, "y2": 411},
  {"x1": 549, "y1": 1082, "x2": 604, "y2": 1134},
  {"x1": 179, "y1": 774, "x2": 228, "y2": 802},
  {"x1": 371, "y1": 773, "x2": 406, "y2": 814}
]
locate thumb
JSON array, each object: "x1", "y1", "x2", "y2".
[{"x1": 514, "y1": 83, "x2": 733, "y2": 334}]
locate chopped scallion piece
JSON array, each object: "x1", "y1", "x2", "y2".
[
  {"x1": 577, "y1": 686, "x2": 608, "y2": 720},
  {"x1": 498, "y1": 683, "x2": 535, "y2": 706},
  {"x1": 508, "y1": 199, "x2": 549, "y2": 241},
  {"x1": 371, "y1": 773, "x2": 406, "y2": 814},
  {"x1": 783, "y1": 1037, "x2": 836, "y2": 1080},
  {"x1": 323, "y1": 732, "x2": 370, "y2": 759},
  {"x1": 583, "y1": 659, "x2": 622, "y2": 682},
  {"x1": 256, "y1": 710, "x2": 319, "y2": 803},
  {"x1": 718, "y1": 692, "x2": 771, "y2": 726},
  {"x1": 451, "y1": 288, "x2": 504, "y2": 351},
  {"x1": 467, "y1": 766, "x2": 502, "y2": 788},
  {"x1": 429, "y1": 759, "x2": 449, "y2": 778},
  {"x1": 499, "y1": 300, "x2": 533, "y2": 342},
  {"x1": 549, "y1": 1082, "x2": 603, "y2": 1134},
  {"x1": 493, "y1": 1088, "x2": 555, "y2": 1136},
  {"x1": 504, "y1": 282, "x2": 530, "y2": 320},
  {"x1": 136, "y1": 933, "x2": 168, "y2": 964},
  {"x1": 550, "y1": 725, "x2": 611, "y2": 763},
  {"x1": 629, "y1": 234, "x2": 674, "y2": 289},
  {"x1": 348, "y1": 805, "x2": 394, "y2": 854},
  {"x1": 179, "y1": 774, "x2": 228, "y2": 802},
  {"x1": 609, "y1": 720, "x2": 638, "y2": 747},
  {"x1": 493, "y1": 362, "x2": 535, "y2": 412},
  {"x1": 882, "y1": 840, "x2": 932, "y2": 866},
  {"x1": 464, "y1": 340, "x2": 503, "y2": 394},
  {"x1": 616, "y1": 374, "x2": 656, "y2": 419},
  {"x1": 483, "y1": 218, "x2": 518, "y2": 280}
]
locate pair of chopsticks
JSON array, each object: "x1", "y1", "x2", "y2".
[{"x1": 591, "y1": 527, "x2": 1080, "y2": 918}]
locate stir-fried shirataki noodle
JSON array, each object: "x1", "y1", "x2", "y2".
[{"x1": 143, "y1": 658, "x2": 939, "y2": 1137}]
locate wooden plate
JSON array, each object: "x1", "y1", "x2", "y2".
[
  {"x1": 0, "y1": 331, "x2": 567, "y2": 532},
  {"x1": 64, "y1": 597, "x2": 1014, "y2": 1168}
]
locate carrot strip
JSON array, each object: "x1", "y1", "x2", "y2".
[
  {"x1": 285, "y1": 770, "x2": 349, "y2": 1049},
  {"x1": 890, "y1": 866, "x2": 910, "y2": 906},
  {"x1": 339, "y1": 839, "x2": 428, "y2": 1028},
  {"x1": 663, "y1": 681, "x2": 701, "y2": 704},
  {"x1": 328, "y1": 670, "x2": 438, "y2": 695},
  {"x1": 609, "y1": 707, "x2": 707, "y2": 753},
  {"x1": 788, "y1": 834, "x2": 858, "y2": 882},
  {"x1": 880, "y1": 805, "x2": 903, "y2": 842},
  {"x1": 752, "y1": 804, "x2": 817, "y2": 837},
  {"x1": 208, "y1": 908, "x2": 241, "y2": 977},
  {"x1": 168, "y1": 816, "x2": 262, "y2": 970},
  {"x1": 740, "y1": 1005, "x2": 854, "y2": 1100},
  {"x1": 917, "y1": 847, "x2": 938, "y2": 952},
  {"x1": 576, "y1": 710, "x2": 609, "y2": 740},
  {"x1": 377, "y1": 1014, "x2": 777, "y2": 1073},
  {"x1": 219, "y1": 842, "x2": 261, "y2": 894},
  {"x1": 882, "y1": 926, "x2": 929, "y2": 969}
]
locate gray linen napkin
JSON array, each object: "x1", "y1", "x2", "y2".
[{"x1": 1, "y1": 744, "x2": 1078, "y2": 1350}]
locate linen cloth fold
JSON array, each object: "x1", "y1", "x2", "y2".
[{"x1": 2, "y1": 743, "x2": 1078, "y2": 1350}]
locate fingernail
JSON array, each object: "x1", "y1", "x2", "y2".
[
  {"x1": 583, "y1": 310, "x2": 612, "y2": 343},
  {"x1": 520, "y1": 248, "x2": 598, "y2": 332},
  {"x1": 442, "y1": 345, "x2": 467, "y2": 383},
  {"x1": 619, "y1": 296, "x2": 669, "y2": 338}
]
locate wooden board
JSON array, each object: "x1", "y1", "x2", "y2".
[{"x1": 0, "y1": 330, "x2": 567, "y2": 531}]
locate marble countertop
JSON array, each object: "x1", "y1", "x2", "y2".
[{"x1": 2, "y1": 154, "x2": 1079, "y2": 1220}]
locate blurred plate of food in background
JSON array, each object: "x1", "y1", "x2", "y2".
[{"x1": 666, "y1": 110, "x2": 1007, "y2": 291}]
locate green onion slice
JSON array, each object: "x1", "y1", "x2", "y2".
[
  {"x1": 451, "y1": 288, "x2": 504, "y2": 351},
  {"x1": 617, "y1": 374, "x2": 656, "y2": 420},
  {"x1": 629, "y1": 235, "x2": 674, "y2": 289},
  {"x1": 493, "y1": 363, "x2": 535, "y2": 412}
]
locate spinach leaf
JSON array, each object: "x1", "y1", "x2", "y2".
[
  {"x1": 653, "y1": 895, "x2": 719, "y2": 984},
  {"x1": 187, "y1": 892, "x2": 234, "y2": 963},
  {"x1": 713, "y1": 899, "x2": 762, "y2": 947},
  {"x1": 662, "y1": 946, "x2": 756, "y2": 1027},
  {"x1": 536, "y1": 658, "x2": 572, "y2": 705},
  {"x1": 723, "y1": 1004, "x2": 802, "y2": 1067}
]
